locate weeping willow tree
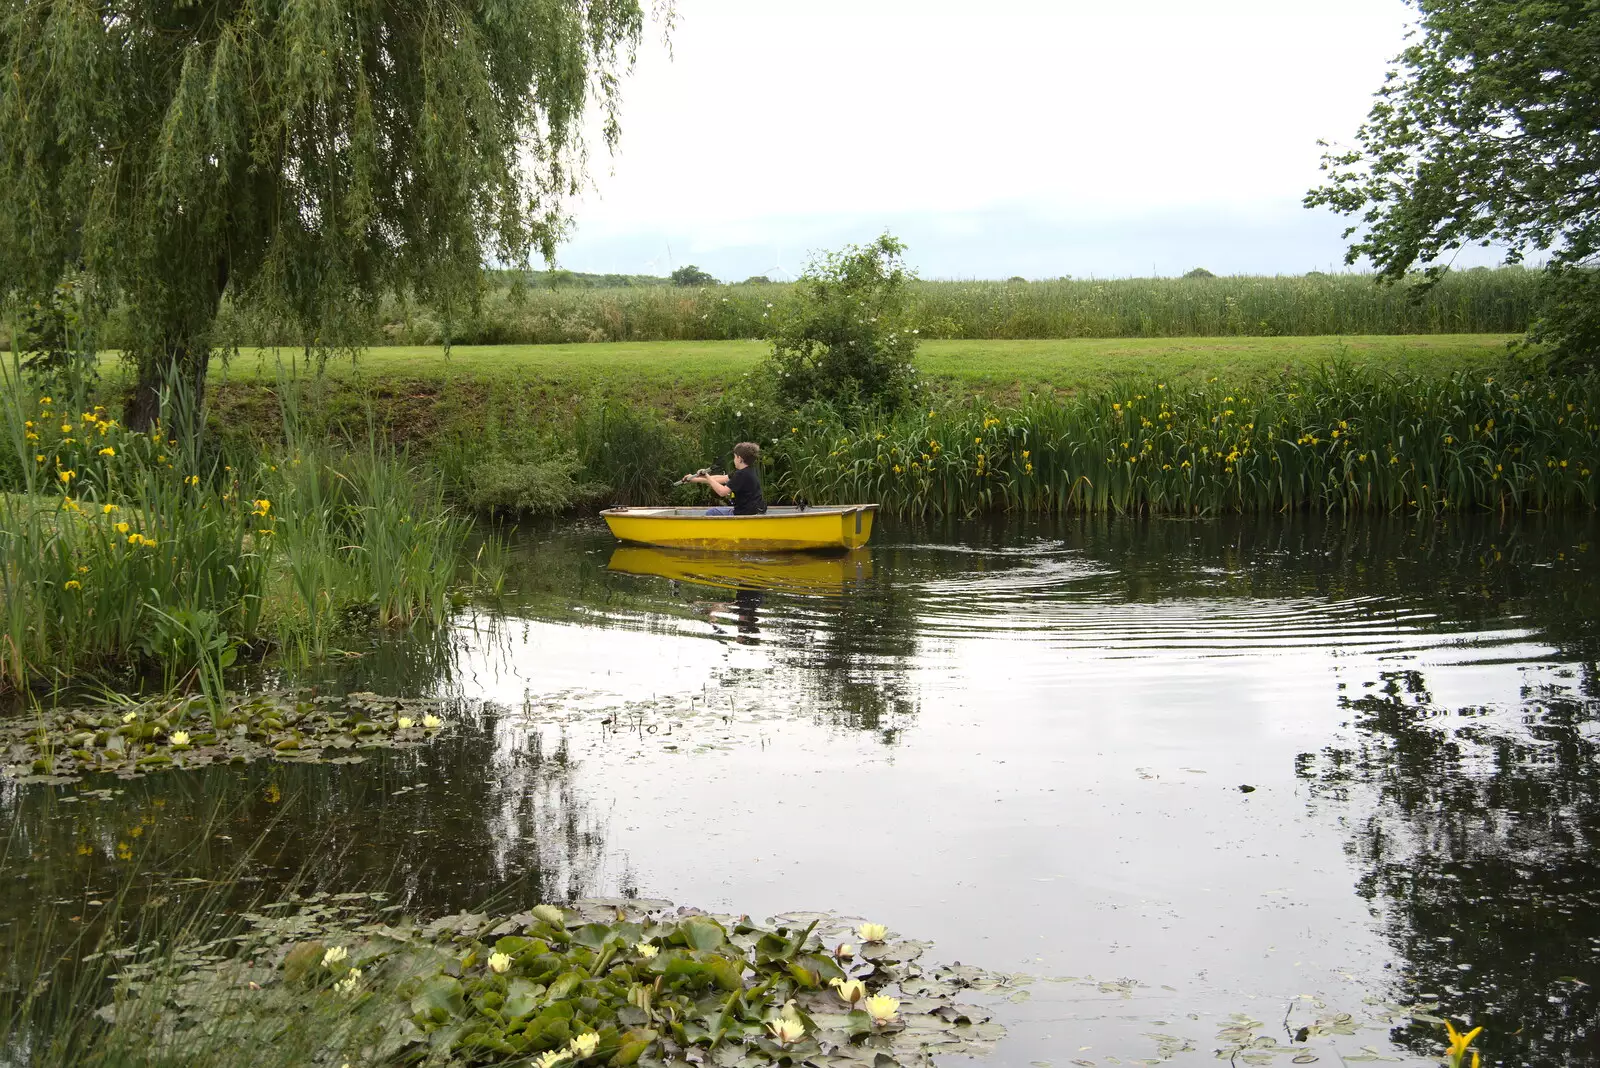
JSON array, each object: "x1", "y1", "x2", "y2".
[{"x1": 0, "y1": 0, "x2": 652, "y2": 427}]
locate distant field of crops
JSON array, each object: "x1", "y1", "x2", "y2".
[{"x1": 179, "y1": 269, "x2": 1543, "y2": 349}]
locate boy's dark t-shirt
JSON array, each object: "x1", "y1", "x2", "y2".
[{"x1": 726, "y1": 464, "x2": 766, "y2": 515}]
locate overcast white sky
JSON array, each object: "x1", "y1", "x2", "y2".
[{"x1": 555, "y1": 0, "x2": 1503, "y2": 281}]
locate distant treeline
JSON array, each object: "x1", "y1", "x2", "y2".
[{"x1": 9, "y1": 269, "x2": 1543, "y2": 351}]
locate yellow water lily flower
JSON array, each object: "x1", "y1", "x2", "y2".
[
  {"x1": 535, "y1": 1051, "x2": 570, "y2": 1068},
  {"x1": 423, "y1": 714, "x2": 443, "y2": 729},
  {"x1": 864, "y1": 995, "x2": 899, "y2": 1025},
  {"x1": 834, "y1": 942, "x2": 856, "y2": 958},
  {"x1": 396, "y1": 716, "x2": 415, "y2": 730},
  {"x1": 321, "y1": 946, "x2": 348, "y2": 968},
  {"x1": 830, "y1": 977, "x2": 866, "y2": 1004},
  {"x1": 169, "y1": 731, "x2": 190, "y2": 747},
  {"x1": 568, "y1": 1033, "x2": 600, "y2": 1058},
  {"x1": 488, "y1": 951, "x2": 513, "y2": 974},
  {"x1": 766, "y1": 1016, "x2": 805, "y2": 1045},
  {"x1": 334, "y1": 968, "x2": 362, "y2": 995},
  {"x1": 635, "y1": 942, "x2": 658, "y2": 959},
  {"x1": 856, "y1": 922, "x2": 887, "y2": 943}
]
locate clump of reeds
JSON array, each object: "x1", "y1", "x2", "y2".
[
  {"x1": 157, "y1": 270, "x2": 1546, "y2": 348},
  {"x1": 775, "y1": 366, "x2": 1598, "y2": 518},
  {"x1": 0, "y1": 361, "x2": 469, "y2": 694}
]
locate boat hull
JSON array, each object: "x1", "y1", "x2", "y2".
[{"x1": 601, "y1": 505, "x2": 877, "y2": 551}]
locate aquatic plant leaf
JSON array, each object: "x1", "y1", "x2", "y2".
[
  {"x1": 411, "y1": 975, "x2": 466, "y2": 1023},
  {"x1": 682, "y1": 917, "x2": 727, "y2": 952}
]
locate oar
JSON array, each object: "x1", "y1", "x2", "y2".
[{"x1": 673, "y1": 466, "x2": 712, "y2": 486}]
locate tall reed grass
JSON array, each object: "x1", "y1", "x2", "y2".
[
  {"x1": 156, "y1": 270, "x2": 1548, "y2": 348},
  {"x1": 775, "y1": 366, "x2": 1599, "y2": 517},
  {"x1": 0, "y1": 363, "x2": 470, "y2": 694}
]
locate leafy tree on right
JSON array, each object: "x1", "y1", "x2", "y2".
[{"x1": 1306, "y1": 0, "x2": 1600, "y2": 369}]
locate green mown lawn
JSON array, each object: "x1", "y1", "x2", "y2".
[{"x1": 205, "y1": 334, "x2": 1518, "y2": 401}]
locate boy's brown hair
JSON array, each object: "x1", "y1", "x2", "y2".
[{"x1": 732, "y1": 441, "x2": 761, "y2": 464}]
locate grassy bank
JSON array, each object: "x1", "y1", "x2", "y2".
[
  {"x1": 201, "y1": 334, "x2": 1518, "y2": 409},
  {"x1": 183, "y1": 339, "x2": 1595, "y2": 522}
]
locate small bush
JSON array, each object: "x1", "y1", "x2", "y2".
[
  {"x1": 459, "y1": 453, "x2": 603, "y2": 516},
  {"x1": 670, "y1": 265, "x2": 717, "y2": 287},
  {"x1": 1184, "y1": 267, "x2": 1216, "y2": 279},
  {"x1": 765, "y1": 233, "x2": 921, "y2": 413}
]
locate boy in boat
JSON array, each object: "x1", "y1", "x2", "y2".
[{"x1": 684, "y1": 441, "x2": 767, "y2": 516}]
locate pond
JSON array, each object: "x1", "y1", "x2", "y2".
[{"x1": 5, "y1": 515, "x2": 1598, "y2": 1065}]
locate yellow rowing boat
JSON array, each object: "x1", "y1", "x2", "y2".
[
  {"x1": 601, "y1": 505, "x2": 878, "y2": 551},
  {"x1": 608, "y1": 546, "x2": 874, "y2": 593}
]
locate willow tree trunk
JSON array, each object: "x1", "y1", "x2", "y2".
[{"x1": 123, "y1": 255, "x2": 230, "y2": 433}]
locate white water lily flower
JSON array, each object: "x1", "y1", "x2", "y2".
[
  {"x1": 169, "y1": 730, "x2": 190, "y2": 747},
  {"x1": 568, "y1": 1032, "x2": 600, "y2": 1058},
  {"x1": 535, "y1": 1050, "x2": 570, "y2": 1068},
  {"x1": 830, "y1": 977, "x2": 866, "y2": 1004},
  {"x1": 396, "y1": 716, "x2": 415, "y2": 730},
  {"x1": 856, "y1": 922, "x2": 888, "y2": 943},
  {"x1": 334, "y1": 967, "x2": 362, "y2": 995},
  {"x1": 766, "y1": 1016, "x2": 805, "y2": 1045},
  {"x1": 321, "y1": 946, "x2": 348, "y2": 968},
  {"x1": 422, "y1": 714, "x2": 442, "y2": 729},
  {"x1": 487, "y1": 951, "x2": 513, "y2": 974},
  {"x1": 834, "y1": 943, "x2": 856, "y2": 959},
  {"x1": 532, "y1": 904, "x2": 565, "y2": 925},
  {"x1": 634, "y1": 942, "x2": 658, "y2": 959},
  {"x1": 865, "y1": 995, "x2": 899, "y2": 1025}
]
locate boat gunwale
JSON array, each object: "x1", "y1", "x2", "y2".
[{"x1": 600, "y1": 504, "x2": 878, "y2": 521}]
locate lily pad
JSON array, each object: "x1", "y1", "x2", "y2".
[
  {"x1": 99, "y1": 897, "x2": 1013, "y2": 1067},
  {"x1": 0, "y1": 690, "x2": 450, "y2": 783}
]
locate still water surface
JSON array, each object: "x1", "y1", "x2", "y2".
[{"x1": 6, "y1": 516, "x2": 1599, "y2": 1065}]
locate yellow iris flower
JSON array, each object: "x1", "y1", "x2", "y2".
[{"x1": 1444, "y1": 1020, "x2": 1482, "y2": 1067}]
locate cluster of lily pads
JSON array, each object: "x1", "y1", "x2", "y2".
[
  {"x1": 2, "y1": 690, "x2": 447, "y2": 783},
  {"x1": 103, "y1": 897, "x2": 1010, "y2": 1067}
]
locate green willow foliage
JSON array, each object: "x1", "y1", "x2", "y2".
[{"x1": 0, "y1": 0, "x2": 650, "y2": 425}]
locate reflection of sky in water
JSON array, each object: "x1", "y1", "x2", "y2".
[
  {"x1": 421, "y1": 519, "x2": 1597, "y2": 1064},
  {"x1": 8, "y1": 517, "x2": 1596, "y2": 1065}
]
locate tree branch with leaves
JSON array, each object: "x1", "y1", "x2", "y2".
[
  {"x1": 1305, "y1": 0, "x2": 1600, "y2": 368},
  {"x1": 0, "y1": 0, "x2": 660, "y2": 427}
]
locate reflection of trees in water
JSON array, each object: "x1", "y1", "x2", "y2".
[
  {"x1": 0, "y1": 705, "x2": 617, "y2": 1022},
  {"x1": 1303, "y1": 666, "x2": 1600, "y2": 1063}
]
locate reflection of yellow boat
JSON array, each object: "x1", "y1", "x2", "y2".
[
  {"x1": 608, "y1": 546, "x2": 874, "y2": 594},
  {"x1": 601, "y1": 505, "x2": 877, "y2": 551}
]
